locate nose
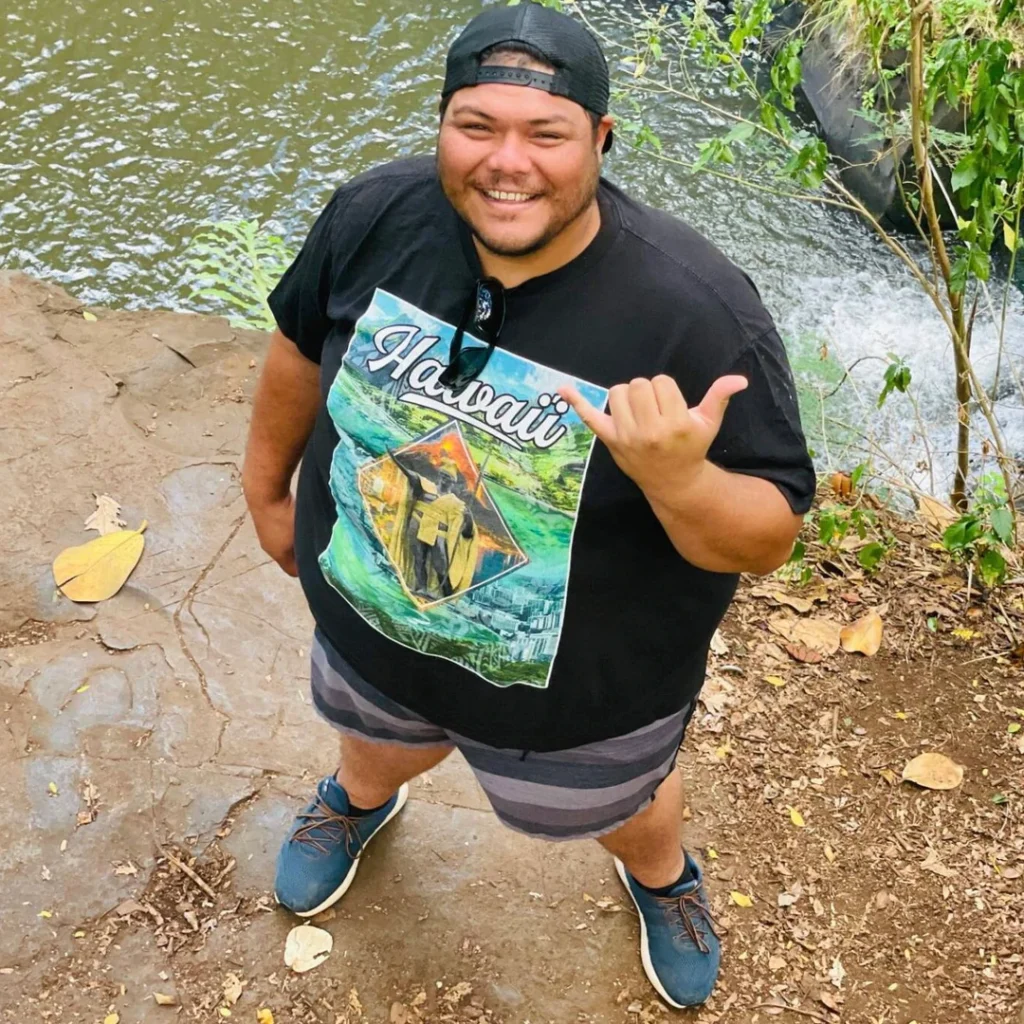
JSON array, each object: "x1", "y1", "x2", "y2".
[{"x1": 485, "y1": 130, "x2": 533, "y2": 179}]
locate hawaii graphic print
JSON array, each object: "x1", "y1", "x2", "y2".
[{"x1": 320, "y1": 288, "x2": 608, "y2": 689}]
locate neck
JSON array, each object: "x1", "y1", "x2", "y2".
[{"x1": 474, "y1": 197, "x2": 601, "y2": 289}]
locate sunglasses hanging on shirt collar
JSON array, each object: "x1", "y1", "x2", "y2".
[{"x1": 439, "y1": 277, "x2": 506, "y2": 397}]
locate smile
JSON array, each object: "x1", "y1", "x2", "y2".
[{"x1": 481, "y1": 189, "x2": 539, "y2": 204}]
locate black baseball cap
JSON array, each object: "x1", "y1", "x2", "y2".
[{"x1": 442, "y1": 3, "x2": 613, "y2": 153}]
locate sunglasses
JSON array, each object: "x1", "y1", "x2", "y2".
[{"x1": 439, "y1": 277, "x2": 506, "y2": 397}]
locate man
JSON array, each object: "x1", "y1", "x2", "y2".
[{"x1": 243, "y1": 2, "x2": 815, "y2": 1008}]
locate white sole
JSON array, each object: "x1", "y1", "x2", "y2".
[
  {"x1": 615, "y1": 857, "x2": 686, "y2": 1010},
  {"x1": 289, "y1": 783, "x2": 410, "y2": 919}
]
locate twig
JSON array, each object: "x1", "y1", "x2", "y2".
[
  {"x1": 162, "y1": 847, "x2": 218, "y2": 901},
  {"x1": 752, "y1": 1003, "x2": 832, "y2": 1022}
]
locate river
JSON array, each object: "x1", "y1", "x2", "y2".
[{"x1": 2, "y1": 0, "x2": 1022, "y2": 501}]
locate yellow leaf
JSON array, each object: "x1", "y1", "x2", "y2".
[
  {"x1": 902, "y1": 751, "x2": 964, "y2": 790},
  {"x1": 153, "y1": 993, "x2": 177, "y2": 1006},
  {"x1": 707, "y1": 847, "x2": 719, "y2": 860},
  {"x1": 48, "y1": 782, "x2": 58, "y2": 795},
  {"x1": 880, "y1": 768, "x2": 899, "y2": 785},
  {"x1": 1004, "y1": 220, "x2": 1018, "y2": 252},
  {"x1": 893, "y1": 711, "x2": 907, "y2": 720},
  {"x1": 74, "y1": 930, "x2": 86, "y2": 938},
  {"x1": 38, "y1": 910, "x2": 53, "y2": 918},
  {"x1": 729, "y1": 891, "x2": 753, "y2": 908},
  {"x1": 715, "y1": 741, "x2": 732, "y2": 759},
  {"x1": 76, "y1": 684, "x2": 90, "y2": 693},
  {"x1": 840, "y1": 610, "x2": 883, "y2": 657},
  {"x1": 788, "y1": 806, "x2": 806, "y2": 828},
  {"x1": 257, "y1": 1011, "x2": 275, "y2": 1024},
  {"x1": 952, "y1": 627, "x2": 978, "y2": 640},
  {"x1": 764, "y1": 675, "x2": 787, "y2": 687},
  {"x1": 219, "y1": 1010, "x2": 231, "y2": 1019},
  {"x1": 104, "y1": 1016, "x2": 119, "y2": 1024},
  {"x1": 52, "y1": 522, "x2": 147, "y2": 603},
  {"x1": 82, "y1": 310, "x2": 98, "y2": 322}
]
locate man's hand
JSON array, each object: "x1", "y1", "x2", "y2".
[
  {"x1": 558, "y1": 374, "x2": 748, "y2": 501},
  {"x1": 249, "y1": 494, "x2": 299, "y2": 577}
]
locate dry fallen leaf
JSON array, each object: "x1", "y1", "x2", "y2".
[
  {"x1": 82, "y1": 310, "x2": 98, "y2": 322},
  {"x1": 390, "y1": 1006, "x2": 413, "y2": 1024},
  {"x1": 918, "y1": 495, "x2": 956, "y2": 532},
  {"x1": 824, "y1": 844, "x2": 837, "y2": 864},
  {"x1": 153, "y1": 993, "x2": 177, "y2": 1006},
  {"x1": 840, "y1": 610, "x2": 884, "y2": 656},
  {"x1": 919, "y1": 849, "x2": 957, "y2": 878},
  {"x1": 283, "y1": 924, "x2": 332, "y2": 973},
  {"x1": 53, "y1": 521, "x2": 147, "y2": 602},
  {"x1": 104, "y1": 1016, "x2": 119, "y2": 1024},
  {"x1": 768, "y1": 955, "x2": 787, "y2": 971},
  {"x1": 84, "y1": 494, "x2": 127, "y2": 536},
  {"x1": 902, "y1": 752, "x2": 964, "y2": 790},
  {"x1": 788, "y1": 806, "x2": 806, "y2": 828},
  {"x1": 256, "y1": 1011, "x2": 275, "y2": 1024},
  {"x1": 710, "y1": 629, "x2": 729, "y2": 655},
  {"x1": 729, "y1": 891, "x2": 754, "y2": 908},
  {"x1": 222, "y1": 973, "x2": 244, "y2": 1006},
  {"x1": 784, "y1": 642, "x2": 824, "y2": 664},
  {"x1": 764, "y1": 675, "x2": 787, "y2": 687},
  {"x1": 829, "y1": 957, "x2": 846, "y2": 989}
]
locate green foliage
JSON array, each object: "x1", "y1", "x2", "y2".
[
  {"x1": 941, "y1": 470, "x2": 1015, "y2": 585},
  {"x1": 185, "y1": 219, "x2": 294, "y2": 331},
  {"x1": 782, "y1": 481, "x2": 895, "y2": 583},
  {"x1": 877, "y1": 353, "x2": 912, "y2": 407}
]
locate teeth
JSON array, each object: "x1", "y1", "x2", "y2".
[{"x1": 484, "y1": 190, "x2": 534, "y2": 202}]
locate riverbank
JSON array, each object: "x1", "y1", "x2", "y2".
[{"x1": 1, "y1": 271, "x2": 1021, "y2": 1024}]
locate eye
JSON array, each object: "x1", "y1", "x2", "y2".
[
  {"x1": 534, "y1": 132, "x2": 564, "y2": 142},
  {"x1": 460, "y1": 122, "x2": 492, "y2": 133}
]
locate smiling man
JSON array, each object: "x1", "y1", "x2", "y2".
[{"x1": 243, "y1": 2, "x2": 815, "y2": 1008}]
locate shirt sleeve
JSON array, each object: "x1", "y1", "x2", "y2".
[
  {"x1": 705, "y1": 329, "x2": 817, "y2": 515},
  {"x1": 266, "y1": 189, "x2": 343, "y2": 364}
]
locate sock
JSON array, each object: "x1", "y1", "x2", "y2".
[
  {"x1": 637, "y1": 856, "x2": 695, "y2": 895},
  {"x1": 348, "y1": 798, "x2": 388, "y2": 817}
]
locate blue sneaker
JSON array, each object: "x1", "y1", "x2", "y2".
[
  {"x1": 615, "y1": 852, "x2": 721, "y2": 1008},
  {"x1": 275, "y1": 776, "x2": 409, "y2": 917}
]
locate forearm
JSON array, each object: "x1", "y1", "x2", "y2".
[
  {"x1": 242, "y1": 330, "x2": 321, "y2": 505},
  {"x1": 645, "y1": 461, "x2": 803, "y2": 575}
]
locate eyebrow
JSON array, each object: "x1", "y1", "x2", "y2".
[{"x1": 450, "y1": 106, "x2": 573, "y2": 127}]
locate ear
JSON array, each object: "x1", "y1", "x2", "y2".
[{"x1": 596, "y1": 114, "x2": 615, "y2": 157}]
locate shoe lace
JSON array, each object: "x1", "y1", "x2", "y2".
[
  {"x1": 291, "y1": 795, "x2": 361, "y2": 857},
  {"x1": 654, "y1": 883, "x2": 720, "y2": 954}
]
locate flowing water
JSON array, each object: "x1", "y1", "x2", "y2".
[{"x1": 2, "y1": 0, "x2": 1022, "y2": 499}]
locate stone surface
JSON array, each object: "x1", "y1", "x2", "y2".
[{"x1": 0, "y1": 273, "x2": 650, "y2": 1022}]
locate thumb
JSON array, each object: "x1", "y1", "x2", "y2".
[
  {"x1": 558, "y1": 384, "x2": 617, "y2": 444},
  {"x1": 694, "y1": 374, "x2": 748, "y2": 432}
]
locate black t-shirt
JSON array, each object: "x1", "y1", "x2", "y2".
[{"x1": 268, "y1": 156, "x2": 814, "y2": 752}]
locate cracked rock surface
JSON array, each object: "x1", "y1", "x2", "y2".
[{"x1": 0, "y1": 273, "x2": 648, "y2": 1023}]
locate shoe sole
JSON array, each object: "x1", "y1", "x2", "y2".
[
  {"x1": 287, "y1": 782, "x2": 410, "y2": 919},
  {"x1": 614, "y1": 857, "x2": 686, "y2": 1010}
]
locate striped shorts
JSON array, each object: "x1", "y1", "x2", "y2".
[{"x1": 310, "y1": 628, "x2": 694, "y2": 841}]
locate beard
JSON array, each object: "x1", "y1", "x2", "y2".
[{"x1": 438, "y1": 153, "x2": 600, "y2": 258}]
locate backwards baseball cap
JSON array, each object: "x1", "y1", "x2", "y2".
[{"x1": 442, "y1": 3, "x2": 613, "y2": 152}]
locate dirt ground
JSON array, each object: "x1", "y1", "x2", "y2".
[{"x1": 1, "y1": 270, "x2": 1022, "y2": 1024}]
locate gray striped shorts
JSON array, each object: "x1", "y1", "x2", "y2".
[{"x1": 310, "y1": 629, "x2": 693, "y2": 841}]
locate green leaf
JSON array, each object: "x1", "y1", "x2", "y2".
[
  {"x1": 979, "y1": 548, "x2": 1007, "y2": 587},
  {"x1": 989, "y1": 506, "x2": 1014, "y2": 546},
  {"x1": 951, "y1": 155, "x2": 979, "y2": 192},
  {"x1": 992, "y1": 793, "x2": 1009, "y2": 805},
  {"x1": 942, "y1": 518, "x2": 969, "y2": 552},
  {"x1": 858, "y1": 542, "x2": 887, "y2": 572}
]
